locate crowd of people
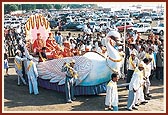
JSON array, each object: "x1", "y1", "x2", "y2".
[{"x1": 3, "y1": 20, "x2": 164, "y2": 111}]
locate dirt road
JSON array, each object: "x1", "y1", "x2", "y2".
[{"x1": 3, "y1": 58, "x2": 165, "y2": 112}]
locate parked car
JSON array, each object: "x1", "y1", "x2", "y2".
[
  {"x1": 152, "y1": 23, "x2": 164, "y2": 36},
  {"x1": 94, "y1": 22, "x2": 112, "y2": 32},
  {"x1": 131, "y1": 11, "x2": 140, "y2": 18},
  {"x1": 115, "y1": 21, "x2": 133, "y2": 32},
  {"x1": 10, "y1": 21, "x2": 20, "y2": 28},
  {"x1": 117, "y1": 18, "x2": 134, "y2": 24},
  {"x1": 49, "y1": 20, "x2": 58, "y2": 29},
  {"x1": 136, "y1": 12, "x2": 150, "y2": 19},
  {"x1": 151, "y1": 13, "x2": 160, "y2": 20},
  {"x1": 77, "y1": 18, "x2": 86, "y2": 24},
  {"x1": 76, "y1": 23, "x2": 85, "y2": 31},
  {"x1": 4, "y1": 21, "x2": 11, "y2": 28},
  {"x1": 76, "y1": 21, "x2": 99, "y2": 32},
  {"x1": 158, "y1": 13, "x2": 164, "y2": 20},
  {"x1": 61, "y1": 22, "x2": 81, "y2": 31},
  {"x1": 139, "y1": 16, "x2": 152, "y2": 23},
  {"x1": 66, "y1": 16, "x2": 74, "y2": 23},
  {"x1": 128, "y1": 23, "x2": 151, "y2": 33},
  {"x1": 95, "y1": 18, "x2": 110, "y2": 25}
]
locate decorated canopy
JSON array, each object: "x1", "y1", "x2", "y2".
[{"x1": 25, "y1": 14, "x2": 51, "y2": 44}]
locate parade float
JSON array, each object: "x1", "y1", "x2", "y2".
[{"x1": 25, "y1": 14, "x2": 122, "y2": 95}]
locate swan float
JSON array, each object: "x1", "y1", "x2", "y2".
[{"x1": 36, "y1": 31, "x2": 122, "y2": 95}]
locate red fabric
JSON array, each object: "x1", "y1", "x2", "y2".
[{"x1": 33, "y1": 38, "x2": 45, "y2": 53}]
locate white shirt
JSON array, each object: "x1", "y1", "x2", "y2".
[
  {"x1": 144, "y1": 64, "x2": 151, "y2": 78},
  {"x1": 80, "y1": 44, "x2": 85, "y2": 51},
  {"x1": 14, "y1": 55, "x2": 27, "y2": 73},
  {"x1": 105, "y1": 80, "x2": 118, "y2": 106},
  {"x1": 138, "y1": 51, "x2": 146, "y2": 61},
  {"x1": 129, "y1": 68, "x2": 143, "y2": 91},
  {"x1": 149, "y1": 53, "x2": 156, "y2": 69},
  {"x1": 128, "y1": 56, "x2": 139, "y2": 70},
  {"x1": 101, "y1": 37, "x2": 106, "y2": 47}
]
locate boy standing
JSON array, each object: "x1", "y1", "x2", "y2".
[{"x1": 105, "y1": 73, "x2": 119, "y2": 111}]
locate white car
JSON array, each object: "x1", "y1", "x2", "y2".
[
  {"x1": 139, "y1": 16, "x2": 152, "y2": 23},
  {"x1": 117, "y1": 18, "x2": 134, "y2": 24},
  {"x1": 152, "y1": 23, "x2": 164, "y2": 36},
  {"x1": 11, "y1": 21, "x2": 21, "y2": 28},
  {"x1": 151, "y1": 13, "x2": 160, "y2": 20},
  {"x1": 4, "y1": 21, "x2": 11, "y2": 28},
  {"x1": 129, "y1": 23, "x2": 151, "y2": 33}
]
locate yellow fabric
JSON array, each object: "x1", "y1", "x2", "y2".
[
  {"x1": 135, "y1": 68, "x2": 143, "y2": 80},
  {"x1": 107, "y1": 81, "x2": 113, "y2": 87},
  {"x1": 14, "y1": 59, "x2": 22, "y2": 70},
  {"x1": 134, "y1": 68, "x2": 139, "y2": 72},
  {"x1": 27, "y1": 61, "x2": 33, "y2": 71},
  {"x1": 39, "y1": 52, "x2": 46, "y2": 62},
  {"x1": 145, "y1": 53, "x2": 150, "y2": 59},
  {"x1": 65, "y1": 63, "x2": 78, "y2": 79},
  {"x1": 146, "y1": 53, "x2": 154, "y2": 63},
  {"x1": 139, "y1": 71, "x2": 144, "y2": 80},
  {"x1": 129, "y1": 56, "x2": 136, "y2": 69},
  {"x1": 108, "y1": 56, "x2": 122, "y2": 62},
  {"x1": 107, "y1": 81, "x2": 117, "y2": 89}
]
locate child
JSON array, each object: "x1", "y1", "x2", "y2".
[
  {"x1": 4, "y1": 52, "x2": 9, "y2": 76},
  {"x1": 105, "y1": 73, "x2": 119, "y2": 111}
]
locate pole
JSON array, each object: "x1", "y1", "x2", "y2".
[
  {"x1": 123, "y1": 16, "x2": 126, "y2": 54},
  {"x1": 122, "y1": 15, "x2": 127, "y2": 79}
]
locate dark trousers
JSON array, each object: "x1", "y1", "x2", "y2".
[
  {"x1": 126, "y1": 70, "x2": 134, "y2": 89},
  {"x1": 156, "y1": 67, "x2": 163, "y2": 80},
  {"x1": 149, "y1": 69, "x2": 156, "y2": 81}
]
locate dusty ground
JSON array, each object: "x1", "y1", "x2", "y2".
[{"x1": 3, "y1": 57, "x2": 165, "y2": 113}]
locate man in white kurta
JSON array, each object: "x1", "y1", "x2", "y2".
[
  {"x1": 143, "y1": 58, "x2": 152, "y2": 99},
  {"x1": 127, "y1": 62, "x2": 144, "y2": 111},
  {"x1": 105, "y1": 73, "x2": 119, "y2": 111},
  {"x1": 126, "y1": 51, "x2": 139, "y2": 89},
  {"x1": 26, "y1": 55, "x2": 39, "y2": 95},
  {"x1": 118, "y1": 46, "x2": 125, "y2": 79},
  {"x1": 135, "y1": 61, "x2": 148, "y2": 105},
  {"x1": 14, "y1": 50, "x2": 27, "y2": 86}
]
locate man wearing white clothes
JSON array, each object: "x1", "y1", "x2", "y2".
[
  {"x1": 143, "y1": 58, "x2": 152, "y2": 99},
  {"x1": 118, "y1": 46, "x2": 125, "y2": 79},
  {"x1": 126, "y1": 51, "x2": 139, "y2": 89},
  {"x1": 26, "y1": 55, "x2": 39, "y2": 95},
  {"x1": 135, "y1": 61, "x2": 148, "y2": 106},
  {"x1": 14, "y1": 50, "x2": 27, "y2": 86},
  {"x1": 146, "y1": 48, "x2": 156, "y2": 80},
  {"x1": 127, "y1": 62, "x2": 145, "y2": 111},
  {"x1": 105, "y1": 73, "x2": 119, "y2": 111}
]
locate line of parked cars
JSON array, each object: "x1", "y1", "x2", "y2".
[{"x1": 4, "y1": 9, "x2": 164, "y2": 37}]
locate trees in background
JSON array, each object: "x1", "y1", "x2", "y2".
[{"x1": 4, "y1": 4, "x2": 98, "y2": 14}]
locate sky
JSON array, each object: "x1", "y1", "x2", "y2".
[{"x1": 97, "y1": 2, "x2": 165, "y2": 8}]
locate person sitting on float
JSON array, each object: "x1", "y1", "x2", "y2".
[
  {"x1": 33, "y1": 33, "x2": 45, "y2": 55},
  {"x1": 38, "y1": 47, "x2": 48, "y2": 62},
  {"x1": 46, "y1": 32, "x2": 61, "y2": 52},
  {"x1": 62, "y1": 41, "x2": 73, "y2": 57}
]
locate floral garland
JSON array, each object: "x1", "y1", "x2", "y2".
[
  {"x1": 26, "y1": 18, "x2": 31, "y2": 31},
  {"x1": 31, "y1": 16, "x2": 35, "y2": 29},
  {"x1": 43, "y1": 17, "x2": 49, "y2": 29},
  {"x1": 108, "y1": 56, "x2": 122, "y2": 62},
  {"x1": 39, "y1": 15, "x2": 43, "y2": 26},
  {"x1": 25, "y1": 14, "x2": 50, "y2": 32},
  {"x1": 35, "y1": 15, "x2": 40, "y2": 30}
]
